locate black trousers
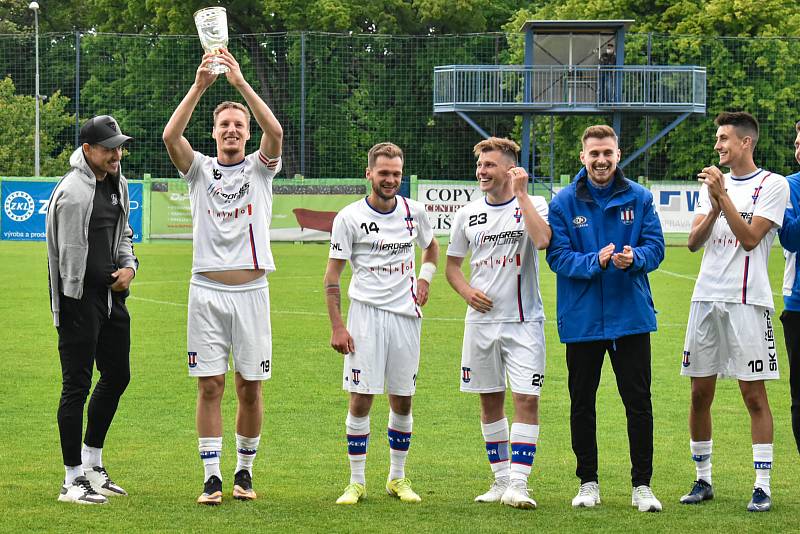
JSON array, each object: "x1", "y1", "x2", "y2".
[
  {"x1": 56, "y1": 288, "x2": 130, "y2": 467},
  {"x1": 780, "y1": 310, "x2": 800, "y2": 455},
  {"x1": 566, "y1": 333, "x2": 653, "y2": 487}
]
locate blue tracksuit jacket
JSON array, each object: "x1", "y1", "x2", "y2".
[
  {"x1": 779, "y1": 171, "x2": 800, "y2": 312},
  {"x1": 546, "y1": 168, "x2": 666, "y2": 343}
]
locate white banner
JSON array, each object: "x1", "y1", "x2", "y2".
[
  {"x1": 651, "y1": 184, "x2": 701, "y2": 233},
  {"x1": 419, "y1": 182, "x2": 700, "y2": 236},
  {"x1": 418, "y1": 182, "x2": 482, "y2": 235}
]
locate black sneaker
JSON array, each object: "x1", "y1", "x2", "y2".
[
  {"x1": 58, "y1": 476, "x2": 108, "y2": 505},
  {"x1": 197, "y1": 475, "x2": 223, "y2": 505},
  {"x1": 679, "y1": 479, "x2": 714, "y2": 504},
  {"x1": 747, "y1": 487, "x2": 771, "y2": 512},
  {"x1": 233, "y1": 470, "x2": 257, "y2": 500},
  {"x1": 85, "y1": 466, "x2": 128, "y2": 496}
]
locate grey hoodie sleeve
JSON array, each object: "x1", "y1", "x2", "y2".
[{"x1": 117, "y1": 221, "x2": 138, "y2": 272}]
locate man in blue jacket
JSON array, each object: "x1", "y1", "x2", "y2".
[
  {"x1": 546, "y1": 124, "x2": 665, "y2": 512},
  {"x1": 779, "y1": 120, "x2": 800, "y2": 456}
]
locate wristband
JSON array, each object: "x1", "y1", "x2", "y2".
[{"x1": 418, "y1": 262, "x2": 436, "y2": 283}]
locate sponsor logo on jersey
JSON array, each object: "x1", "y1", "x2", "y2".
[
  {"x1": 330, "y1": 242, "x2": 342, "y2": 252},
  {"x1": 370, "y1": 240, "x2": 413, "y2": 254},
  {"x1": 462, "y1": 366, "x2": 471, "y2": 383},
  {"x1": 682, "y1": 350, "x2": 690, "y2": 368},
  {"x1": 4, "y1": 191, "x2": 35, "y2": 222},
  {"x1": 212, "y1": 168, "x2": 223, "y2": 180},
  {"x1": 352, "y1": 368, "x2": 361, "y2": 385},
  {"x1": 620, "y1": 205, "x2": 634, "y2": 224},
  {"x1": 206, "y1": 181, "x2": 250, "y2": 203},
  {"x1": 473, "y1": 230, "x2": 524, "y2": 247},
  {"x1": 572, "y1": 215, "x2": 588, "y2": 228},
  {"x1": 188, "y1": 351, "x2": 197, "y2": 368}
]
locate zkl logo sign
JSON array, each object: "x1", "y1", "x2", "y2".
[{"x1": 4, "y1": 191, "x2": 35, "y2": 222}]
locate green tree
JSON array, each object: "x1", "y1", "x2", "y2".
[{"x1": 0, "y1": 77, "x2": 74, "y2": 176}]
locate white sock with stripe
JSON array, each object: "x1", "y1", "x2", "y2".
[
  {"x1": 199, "y1": 436, "x2": 222, "y2": 482},
  {"x1": 346, "y1": 413, "x2": 370, "y2": 485},
  {"x1": 690, "y1": 439, "x2": 713, "y2": 485},
  {"x1": 481, "y1": 418, "x2": 510, "y2": 480},
  {"x1": 753, "y1": 443, "x2": 773, "y2": 496},
  {"x1": 235, "y1": 434, "x2": 260, "y2": 475},
  {"x1": 510, "y1": 423, "x2": 539, "y2": 483},
  {"x1": 388, "y1": 411, "x2": 413, "y2": 481}
]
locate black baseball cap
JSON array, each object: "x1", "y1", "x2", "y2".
[{"x1": 79, "y1": 115, "x2": 132, "y2": 148}]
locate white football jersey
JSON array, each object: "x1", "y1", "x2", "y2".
[
  {"x1": 692, "y1": 169, "x2": 789, "y2": 310},
  {"x1": 447, "y1": 195, "x2": 549, "y2": 323},
  {"x1": 329, "y1": 196, "x2": 434, "y2": 318},
  {"x1": 182, "y1": 150, "x2": 281, "y2": 274}
]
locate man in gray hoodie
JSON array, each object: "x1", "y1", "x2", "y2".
[{"x1": 46, "y1": 115, "x2": 138, "y2": 505}]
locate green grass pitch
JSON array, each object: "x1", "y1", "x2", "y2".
[{"x1": 0, "y1": 239, "x2": 797, "y2": 532}]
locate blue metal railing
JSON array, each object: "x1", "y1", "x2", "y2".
[{"x1": 433, "y1": 65, "x2": 706, "y2": 113}]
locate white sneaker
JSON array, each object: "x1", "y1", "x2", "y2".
[
  {"x1": 58, "y1": 476, "x2": 108, "y2": 505},
  {"x1": 85, "y1": 466, "x2": 128, "y2": 496},
  {"x1": 500, "y1": 479, "x2": 537, "y2": 509},
  {"x1": 632, "y1": 485, "x2": 662, "y2": 512},
  {"x1": 474, "y1": 477, "x2": 509, "y2": 503},
  {"x1": 572, "y1": 481, "x2": 600, "y2": 508}
]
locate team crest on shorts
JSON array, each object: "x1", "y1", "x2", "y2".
[
  {"x1": 352, "y1": 368, "x2": 361, "y2": 385},
  {"x1": 462, "y1": 367, "x2": 471, "y2": 383},
  {"x1": 188, "y1": 351, "x2": 198, "y2": 368},
  {"x1": 682, "y1": 350, "x2": 690, "y2": 368}
]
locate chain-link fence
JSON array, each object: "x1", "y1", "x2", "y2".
[{"x1": 1, "y1": 31, "x2": 799, "y2": 181}]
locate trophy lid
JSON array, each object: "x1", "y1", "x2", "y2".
[{"x1": 194, "y1": 6, "x2": 226, "y2": 19}]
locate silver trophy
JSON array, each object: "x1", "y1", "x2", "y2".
[{"x1": 194, "y1": 7, "x2": 229, "y2": 74}]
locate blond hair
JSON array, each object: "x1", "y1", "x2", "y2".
[
  {"x1": 368, "y1": 142, "x2": 404, "y2": 168},
  {"x1": 582, "y1": 125, "x2": 618, "y2": 145},
  {"x1": 213, "y1": 101, "x2": 251, "y2": 127},
  {"x1": 473, "y1": 137, "x2": 520, "y2": 164}
]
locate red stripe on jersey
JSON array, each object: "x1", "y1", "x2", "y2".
[
  {"x1": 247, "y1": 203, "x2": 252, "y2": 216},
  {"x1": 741, "y1": 255, "x2": 749, "y2": 304},
  {"x1": 409, "y1": 276, "x2": 421, "y2": 318},
  {"x1": 259, "y1": 152, "x2": 280, "y2": 169},
  {"x1": 248, "y1": 223, "x2": 259, "y2": 270},
  {"x1": 515, "y1": 254, "x2": 524, "y2": 321}
]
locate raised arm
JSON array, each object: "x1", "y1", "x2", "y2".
[
  {"x1": 324, "y1": 258, "x2": 354, "y2": 355},
  {"x1": 162, "y1": 53, "x2": 218, "y2": 174},
  {"x1": 698, "y1": 165, "x2": 774, "y2": 251},
  {"x1": 216, "y1": 49, "x2": 283, "y2": 158},
  {"x1": 510, "y1": 167, "x2": 551, "y2": 249}
]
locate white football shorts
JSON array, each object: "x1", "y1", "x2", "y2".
[
  {"x1": 460, "y1": 320, "x2": 546, "y2": 395},
  {"x1": 187, "y1": 274, "x2": 272, "y2": 381},
  {"x1": 681, "y1": 301, "x2": 779, "y2": 381},
  {"x1": 343, "y1": 299, "x2": 421, "y2": 395}
]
